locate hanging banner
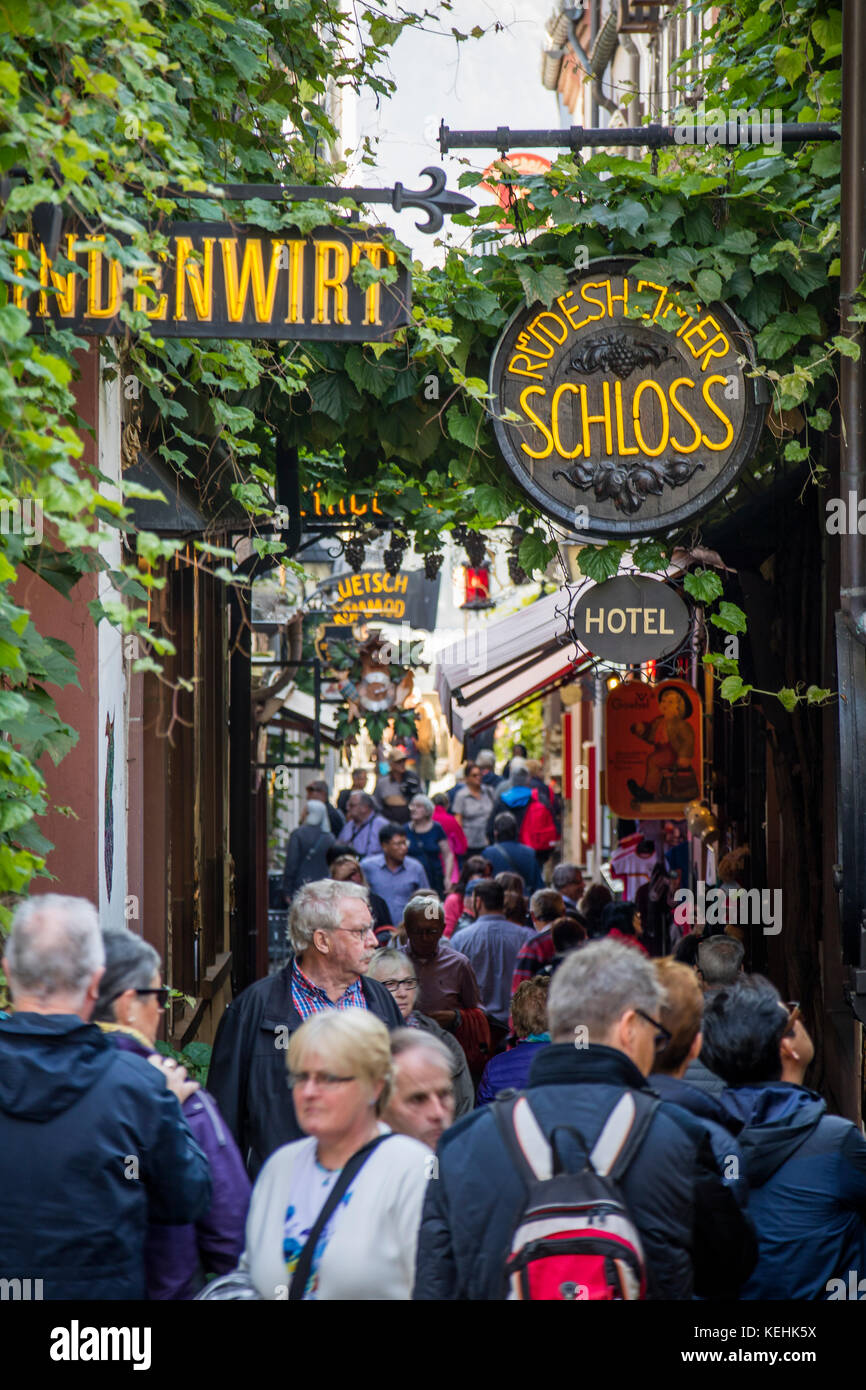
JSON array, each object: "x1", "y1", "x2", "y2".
[
  {"x1": 489, "y1": 257, "x2": 765, "y2": 538},
  {"x1": 317, "y1": 568, "x2": 441, "y2": 630},
  {"x1": 12, "y1": 222, "x2": 411, "y2": 341},
  {"x1": 573, "y1": 574, "x2": 690, "y2": 663},
  {"x1": 605, "y1": 678, "x2": 703, "y2": 818}
]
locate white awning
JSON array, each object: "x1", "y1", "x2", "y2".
[
  {"x1": 277, "y1": 687, "x2": 342, "y2": 745},
  {"x1": 436, "y1": 589, "x2": 592, "y2": 739}
]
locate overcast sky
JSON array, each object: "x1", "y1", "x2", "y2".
[{"x1": 346, "y1": 0, "x2": 558, "y2": 261}]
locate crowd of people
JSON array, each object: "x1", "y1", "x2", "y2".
[{"x1": 3, "y1": 746, "x2": 866, "y2": 1302}]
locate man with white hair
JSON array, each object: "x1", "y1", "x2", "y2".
[
  {"x1": 0, "y1": 895, "x2": 211, "y2": 1300},
  {"x1": 208, "y1": 878, "x2": 402, "y2": 1176},
  {"x1": 384, "y1": 1029, "x2": 456, "y2": 1150},
  {"x1": 414, "y1": 939, "x2": 756, "y2": 1301}
]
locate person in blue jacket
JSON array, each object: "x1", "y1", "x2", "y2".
[
  {"x1": 649, "y1": 958, "x2": 749, "y2": 1211},
  {"x1": 481, "y1": 812, "x2": 543, "y2": 891},
  {"x1": 702, "y1": 976, "x2": 866, "y2": 1299},
  {"x1": 94, "y1": 928, "x2": 251, "y2": 1299},
  {"x1": 414, "y1": 939, "x2": 756, "y2": 1300},
  {"x1": 475, "y1": 977, "x2": 551, "y2": 1105},
  {"x1": 0, "y1": 895, "x2": 211, "y2": 1300}
]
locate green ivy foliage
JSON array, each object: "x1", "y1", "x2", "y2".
[
  {"x1": 0, "y1": 0, "x2": 847, "y2": 921},
  {"x1": 0, "y1": 0, "x2": 480, "y2": 917}
]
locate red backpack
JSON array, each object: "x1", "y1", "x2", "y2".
[
  {"x1": 519, "y1": 790, "x2": 558, "y2": 851},
  {"x1": 494, "y1": 1091, "x2": 657, "y2": 1300}
]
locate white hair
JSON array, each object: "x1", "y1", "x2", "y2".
[
  {"x1": 5, "y1": 895, "x2": 104, "y2": 1004},
  {"x1": 303, "y1": 799, "x2": 329, "y2": 830},
  {"x1": 547, "y1": 939, "x2": 664, "y2": 1043},
  {"x1": 289, "y1": 878, "x2": 369, "y2": 953}
]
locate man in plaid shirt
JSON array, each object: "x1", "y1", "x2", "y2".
[{"x1": 510, "y1": 889, "x2": 570, "y2": 994}]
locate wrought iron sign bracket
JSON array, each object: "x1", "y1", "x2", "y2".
[
  {"x1": 3, "y1": 166, "x2": 474, "y2": 243},
  {"x1": 439, "y1": 121, "x2": 839, "y2": 155}
]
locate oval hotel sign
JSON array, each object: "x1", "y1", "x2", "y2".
[
  {"x1": 572, "y1": 575, "x2": 690, "y2": 664},
  {"x1": 489, "y1": 258, "x2": 766, "y2": 538}
]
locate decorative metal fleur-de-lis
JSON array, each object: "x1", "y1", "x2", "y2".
[{"x1": 390, "y1": 167, "x2": 475, "y2": 233}]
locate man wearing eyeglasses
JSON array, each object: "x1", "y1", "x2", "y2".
[
  {"x1": 414, "y1": 938, "x2": 756, "y2": 1302},
  {"x1": 209, "y1": 879, "x2": 402, "y2": 1178},
  {"x1": 702, "y1": 978, "x2": 866, "y2": 1300}
]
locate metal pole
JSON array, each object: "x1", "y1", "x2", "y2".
[
  {"x1": 439, "y1": 122, "x2": 838, "y2": 154},
  {"x1": 840, "y1": 0, "x2": 866, "y2": 641}
]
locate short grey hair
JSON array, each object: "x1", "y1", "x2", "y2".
[
  {"x1": 547, "y1": 939, "x2": 664, "y2": 1043},
  {"x1": 410, "y1": 793, "x2": 434, "y2": 816},
  {"x1": 476, "y1": 750, "x2": 496, "y2": 769},
  {"x1": 289, "y1": 878, "x2": 369, "y2": 953},
  {"x1": 698, "y1": 935, "x2": 744, "y2": 986},
  {"x1": 348, "y1": 790, "x2": 375, "y2": 812},
  {"x1": 390, "y1": 1027, "x2": 453, "y2": 1075},
  {"x1": 93, "y1": 930, "x2": 162, "y2": 1022},
  {"x1": 552, "y1": 863, "x2": 582, "y2": 892},
  {"x1": 5, "y1": 895, "x2": 104, "y2": 1004},
  {"x1": 366, "y1": 947, "x2": 413, "y2": 981}
]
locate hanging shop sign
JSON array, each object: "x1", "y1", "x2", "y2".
[
  {"x1": 605, "y1": 678, "x2": 703, "y2": 818},
  {"x1": 317, "y1": 568, "x2": 441, "y2": 630},
  {"x1": 12, "y1": 223, "x2": 411, "y2": 341},
  {"x1": 489, "y1": 257, "x2": 766, "y2": 538},
  {"x1": 314, "y1": 629, "x2": 416, "y2": 714},
  {"x1": 302, "y1": 490, "x2": 385, "y2": 519},
  {"x1": 573, "y1": 574, "x2": 690, "y2": 663}
]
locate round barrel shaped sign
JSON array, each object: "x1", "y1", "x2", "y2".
[
  {"x1": 489, "y1": 257, "x2": 765, "y2": 538},
  {"x1": 572, "y1": 574, "x2": 690, "y2": 663}
]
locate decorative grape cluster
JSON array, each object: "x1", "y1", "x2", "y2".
[
  {"x1": 423, "y1": 551, "x2": 444, "y2": 580},
  {"x1": 508, "y1": 527, "x2": 528, "y2": 585},
  {"x1": 383, "y1": 531, "x2": 409, "y2": 575},
  {"x1": 343, "y1": 536, "x2": 367, "y2": 572},
  {"x1": 508, "y1": 554, "x2": 528, "y2": 585},
  {"x1": 463, "y1": 530, "x2": 487, "y2": 569},
  {"x1": 570, "y1": 333, "x2": 673, "y2": 381}
]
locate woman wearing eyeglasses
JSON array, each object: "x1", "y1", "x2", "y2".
[
  {"x1": 239, "y1": 1010, "x2": 429, "y2": 1300},
  {"x1": 365, "y1": 948, "x2": 474, "y2": 1116},
  {"x1": 93, "y1": 930, "x2": 251, "y2": 1299}
]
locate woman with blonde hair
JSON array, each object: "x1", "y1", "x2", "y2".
[{"x1": 238, "y1": 1009, "x2": 429, "y2": 1300}]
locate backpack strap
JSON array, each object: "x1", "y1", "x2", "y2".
[
  {"x1": 493, "y1": 1095, "x2": 553, "y2": 1182},
  {"x1": 495, "y1": 1089, "x2": 659, "y2": 1185},
  {"x1": 593, "y1": 1090, "x2": 659, "y2": 1181},
  {"x1": 288, "y1": 1133, "x2": 391, "y2": 1301}
]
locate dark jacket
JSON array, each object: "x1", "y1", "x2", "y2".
[
  {"x1": 0, "y1": 1013, "x2": 211, "y2": 1300},
  {"x1": 409, "y1": 1011, "x2": 474, "y2": 1118},
  {"x1": 414, "y1": 1043, "x2": 755, "y2": 1301},
  {"x1": 107, "y1": 1030, "x2": 251, "y2": 1299},
  {"x1": 476, "y1": 1039, "x2": 550, "y2": 1106},
  {"x1": 650, "y1": 1071, "x2": 749, "y2": 1210},
  {"x1": 282, "y1": 824, "x2": 336, "y2": 899},
  {"x1": 208, "y1": 965, "x2": 402, "y2": 1177},
  {"x1": 720, "y1": 1082, "x2": 866, "y2": 1300},
  {"x1": 684, "y1": 1054, "x2": 727, "y2": 1098},
  {"x1": 482, "y1": 840, "x2": 543, "y2": 891}
]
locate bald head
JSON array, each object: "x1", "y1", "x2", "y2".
[{"x1": 4, "y1": 895, "x2": 105, "y2": 1017}]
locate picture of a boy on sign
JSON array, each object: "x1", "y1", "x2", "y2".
[{"x1": 606, "y1": 679, "x2": 703, "y2": 818}]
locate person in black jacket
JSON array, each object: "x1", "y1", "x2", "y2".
[
  {"x1": 413, "y1": 938, "x2": 756, "y2": 1301},
  {"x1": 282, "y1": 798, "x2": 335, "y2": 902},
  {"x1": 208, "y1": 878, "x2": 402, "y2": 1177},
  {"x1": 0, "y1": 895, "x2": 211, "y2": 1300}
]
